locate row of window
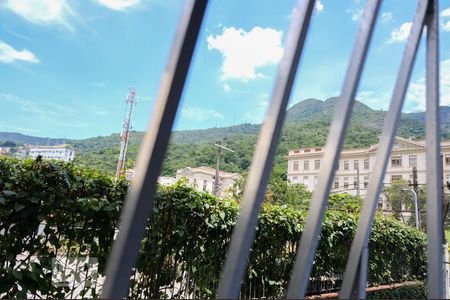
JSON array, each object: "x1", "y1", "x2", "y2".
[
  {"x1": 292, "y1": 159, "x2": 371, "y2": 172},
  {"x1": 292, "y1": 155, "x2": 424, "y2": 172},
  {"x1": 186, "y1": 178, "x2": 216, "y2": 192},
  {"x1": 291, "y1": 174, "x2": 416, "y2": 189}
]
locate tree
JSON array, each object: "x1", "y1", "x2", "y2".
[{"x1": 382, "y1": 179, "x2": 426, "y2": 228}]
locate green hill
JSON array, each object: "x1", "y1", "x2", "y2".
[{"x1": 2, "y1": 98, "x2": 450, "y2": 176}]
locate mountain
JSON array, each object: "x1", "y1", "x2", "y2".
[
  {"x1": 0, "y1": 132, "x2": 67, "y2": 146},
  {"x1": 2, "y1": 97, "x2": 450, "y2": 176}
]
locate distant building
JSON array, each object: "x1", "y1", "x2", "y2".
[
  {"x1": 0, "y1": 147, "x2": 10, "y2": 156},
  {"x1": 28, "y1": 145, "x2": 75, "y2": 162},
  {"x1": 175, "y1": 166, "x2": 241, "y2": 198},
  {"x1": 158, "y1": 176, "x2": 177, "y2": 186},
  {"x1": 287, "y1": 136, "x2": 450, "y2": 210},
  {"x1": 123, "y1": 169, "x2": 177, "y2": 186}
]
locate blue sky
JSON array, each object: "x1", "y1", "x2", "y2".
[{"x1": 0, "y1": 0, "x2": 449, "y2": 139}]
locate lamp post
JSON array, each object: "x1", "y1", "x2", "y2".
[{"x1": 403, "y1": 188, "x2": 420, "y2": 229}]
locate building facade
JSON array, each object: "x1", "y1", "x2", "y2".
[
  {"x1": 287, "y1": 137, "x2": 450, "y2": 206},
  {"x1": 28, "y1": 145, "x2": 75, "y2": 162},
  {"x1": 176, "y1": 166, "x2": 241, "y2": 198}
]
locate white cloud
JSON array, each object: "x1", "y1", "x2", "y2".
[
  {"x1": 441, "y1": 7, "x2": 450, "y2": 17},
  {"x1": 387, "y1": 22, "x2": 412, "y2": 44},
  {"x1": 315, "y1": 0, "x2": 324, "y2": 13},
  {"x1": 348, "y1": 8, "x2": 363, "y2": 22},
  {"x1": 0, "y1": 40, "x2": 39, "y2": 64},
  {"x1": 96, "y1": 0, "x2": 141, "y2": 10},
  {"x1": 2, "y1": 0, "x2": 75, "y2": 30},
  {"x1": 222, "y1": 84, "x2": 231, "y2": 92},
  {"x1": 181, "y1": 107, "x2": 224, "y2": 122},
  {"x1": 356, "y1": 90, "x2": 389, "y2": 110},
  {"x1": 443, "y1": 21, "x2": 450, "y2": 32},
  {"x1": 381, "y1": 12, "x2": 392, "y2": 23},
  {"x1": 207, "y1": 26, "x2": 283, "y2": 80},
  {"x1": 406, "y1": 59, "x2": 450, "y2": 111}
]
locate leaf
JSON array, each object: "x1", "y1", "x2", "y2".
[
  {"x1": 12, "y1": 270, "x2": 23, "y2": 280},
  {"x1": 14, "y1": 202, "x2": 25, "y2": 212},
  {"x1": 3, "y1": 190, "x2": 16, "y2": 196}
]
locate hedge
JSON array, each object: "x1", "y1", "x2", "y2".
[{"x1": 0, "y1": 157, "x2": 427, "y2": 298}]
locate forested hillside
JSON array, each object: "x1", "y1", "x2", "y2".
[{"x1": 2, "y1": 97, "x2": 450, "y2": 176}]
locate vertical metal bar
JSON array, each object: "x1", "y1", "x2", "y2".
[
  {"x1": 354, "y1": 246, "x2": 368, "y2": 299},
  {"x1": 339, "y1": 0, "x2": 428, "y2": 298},
  {"x1": 101, "y1": 1, "x2": 208, "y2": 298},
  {"x1": 216, "y1": 0, "x2": 316, "y2": 298},
  {"x1": 425, "y1": 0, "x2": 444, "y2": 297},
  {"x1": 286, "y1": 0, "x2": 381, "y2": 298}
]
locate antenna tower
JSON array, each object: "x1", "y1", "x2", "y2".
[{"x1": 116, "y1": 87, "x2": 137, "y2": 177}]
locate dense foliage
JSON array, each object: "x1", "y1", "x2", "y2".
[
  {"x1": 0, "y1": 158, "x2": 427, "y2": 298},
  {"x1": 4, "y1": 98, "x2": 450, "y2": 177},
  {"x1": 366, "y1": 282, "x2": 427, "y2": 299}
]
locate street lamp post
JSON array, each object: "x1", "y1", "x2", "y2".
[{"x1": 403, "y1": 188, "x2": 420, "y2": 229}]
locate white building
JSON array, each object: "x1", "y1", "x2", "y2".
[
  {"x1": 28, "y1": 145, "x2": 75, "y2": 162},
  {"x1": 176, "y1": 166, "x2": 241, "y2": 198},
  {"x1": 287, "y1": 136, "x2": 450, "y2": 207},
  {"x1": 158, "y1": 176, "x2": 177, "y2": 186}
]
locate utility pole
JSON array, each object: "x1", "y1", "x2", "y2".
[
  {"x1": 410, "y1": 167, "x2": 420, "y2": 227},
  {"x1": 116, "y1": 88, "x2": 137, "y2": 178},
  {"x1": 213, "y1": 142, "x2": 234, "y2": 197},
  {"x1": 356, "y1": 165, "x2": 360, "y2": 196}
]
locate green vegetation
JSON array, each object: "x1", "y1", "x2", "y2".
[
  {"x1": 366, "y1": 282, "x2": 427, "y2": 299},
  {"x1": 2, "y1": 98, "x2": 450, "y2": 177},
  {"x1": 0, "y1": 158, "x2": 427, "y2": 298}
]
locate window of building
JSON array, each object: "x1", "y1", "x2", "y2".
[
  {"x1": 409, "y1": 155, "x2": 417, "y2": 167},
  {"x1": 304, "y1": 160, "x2": 309, "y2": 170},
  {"x1": 294, "y1": 150, "x2": 300, "y2": 154},
  {"x1": 315, "y1": 160, "x2": 320, "y2": 170},
  {"x1": 391, "y1": 156, "x2": 402, "y2": 167},
  {"x1": 364, "y1": 159, "x2": 369, "y2": 170},
  {"x1": 314, "y1": 176, "x2": 318, "y2": 186},
  {"x1": 364, "y1": 176, "x2": 369, "y2": 188},
  {"x1": 336, "y1": 162, "x2": 339, "y2": 170},
  {"x1": 292, "y1": 176, "x2": 298, "y2": 183},
  {"x1": 304, "y1": 149, "x2": 310, "y2": 153},
  {"x1": 353, "y1": 177, "x2": 358, "y2": 189},
  {"x1": 377, "y1": 200, "x2": 383, "y2": 211},
  {"x1": 334, "y1": 180, "x2": 339, "y2": 189},
  {"x1": 315, "y1": 147, "x2": 322, "y2": 151},
  {"x1": 354, "y1": 160, "x2": 359, "y2": 170},
  {"x1": 293, "y1": 161, "x2": 299, "y2": 171},
  {"x1": 344, "y1": 177, "x2": 349, "y2": 189},
  {"x1": 344, "y1": 161, "x2": 349, "y2": 170},
  {"x1": 193, "y1": 178, "x2": 197, "y2": 185},
  {"x1": 202, "y1": 180, "x2": 207, "y2": 191},
  {"x1": 446, "y1": 154, "x2": 450, "y2": 165},
  {"x1": 303, "y1": 176, "x2": 309, "y2": 186},
  {"x1": 391, "y1": 175, "x2": 402, "y2": 182}
]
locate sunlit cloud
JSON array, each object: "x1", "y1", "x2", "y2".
[
  {"x1": 0, "y1": 40, "x2": 39, "y2": 64},
  {"x1": 207, "y1": 26, "x2": 283, "y2": 80}
]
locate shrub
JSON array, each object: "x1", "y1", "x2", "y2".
[{"x1": 0, "y1": 158, "x2": 427, "y2": 298}]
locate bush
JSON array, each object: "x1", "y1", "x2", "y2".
[
  {"x1": 366, "y1": 281, "x2": 427, "y2": 299},
  {"x1": 0, "y1": 158, "x2": 427, "y2": 298}
]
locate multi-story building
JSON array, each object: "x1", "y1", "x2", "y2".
[
  {"x1": 28, "y1": 145, "x2": 75, "y2": 162},
  {"x1": 176, "y1": 166, "x2": 241, "y2": 198},
  {"x1": 287, "y1": 136, "x2": 450, "y2": 207}
]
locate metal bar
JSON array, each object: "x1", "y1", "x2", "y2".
[
  {"x1": 101, "y1": 1, "x2": 208, "y2": 297},
  {"x1": 425, "y1": 0, "x2": 444, "y2": 297},
  {"x1": 339, "y1": 0, "x2": 428, "y2": 298},
  {"x1": 286, "y1": 0, "x2": 381, "y2": 298},
  {"x1": 216, "y1": 0, "x2": 316, "y2": 298}
]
